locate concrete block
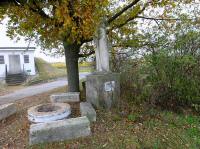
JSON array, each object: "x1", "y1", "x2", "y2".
[
  {"x1": 80, "y1": 102, "x2": 96, "y2": 122},
  {"x1": 86, "y1": 72, "x2": 120, "y2": 109},
  {"x1": 0, "y1": 103, "x2": 17, "y2": 121},
  {"x1": 50, "y1": 92, "x2": 80, "y2": 103},
  {"x1": 29, "y1": 116, "x2": 91, "y2": 145}
]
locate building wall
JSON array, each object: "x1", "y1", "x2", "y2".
[{"x1": 0, "y1": 50, "x2": 36, "y2": 78}]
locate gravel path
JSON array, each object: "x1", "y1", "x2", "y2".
[{"x1": 0, "y1": 72, "x2": 90, "y2": 105}]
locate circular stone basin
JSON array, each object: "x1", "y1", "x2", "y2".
[{"x1": 28, "y1": 103, "x2": 71, "y2": 123}]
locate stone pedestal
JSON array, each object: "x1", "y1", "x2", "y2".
[{"x1": 86, "y1": 72, "x2": 120, "y2": 109}]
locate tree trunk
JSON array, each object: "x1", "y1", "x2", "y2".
[{"x1": 63, "y1": 41, "x2": 80, "y2": 92}]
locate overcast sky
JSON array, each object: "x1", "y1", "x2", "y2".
[{"x1": 0, "y1": 20, "x2": 65, "y2": 63}]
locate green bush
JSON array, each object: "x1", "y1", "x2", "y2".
[
  {"x1": 119, "y1": 32, "x2": 200, "y2": 110},
  {"x1": 144, "y1": 50, "x2": 200, "y2": 109},
  {"x1": 113, "y1": 58, "x2": 148, "y2": 103}
]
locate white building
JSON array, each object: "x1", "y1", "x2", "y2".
[{"x1": 0, "y1": 47, "x2": 36, "y2": 79}]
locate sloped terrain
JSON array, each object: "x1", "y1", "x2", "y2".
[{"x1": 26, "y1": 58, "x2": 67, "y2": 85}]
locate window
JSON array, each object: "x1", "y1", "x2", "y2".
[
  {"x1": 24, "y1": 55, "x2": 29, "y2": 63},
  {"x1": 0, "y1": 56, "x2": 5, "y2": 64}
]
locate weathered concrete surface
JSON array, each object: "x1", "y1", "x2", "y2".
[
  {"x1": 86, "y1": 72, "x2": 120, "y2": 109},
  {"x1": 50, "y1": 92, "x2": 80, "y2": 103},
  {"x1": 29, "y1": 116, "x2": 91, "y2": 145},
  {"x1": 80, "y1": 102, "x2": 96, "y2": 122},
  {"x1": 0, "y1": 103, "x2": 17, "y2": 121}
]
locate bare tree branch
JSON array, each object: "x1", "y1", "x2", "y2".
[
  {"x1": 137, "y1": 16, "x2": 181, "y2": 21},
  {"x1": 110, "y1": 5, "x2": 146, "y2": 30},
  {"x1": 29, "y1": 2, "x2": 51, "y2": 19},
  {"x1": 107, "y1": 0, "x2": 141, "y2": 24}
]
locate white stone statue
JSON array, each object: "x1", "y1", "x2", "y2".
[{"x1": 95, "y1": 22, "x2": 110, "y2": 72}]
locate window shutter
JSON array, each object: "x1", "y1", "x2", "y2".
[
  {"x1": 0, "y1": 56, "x2": 5, "y2": 64},
  {"x1": 24, "y1": 55, "x2": 29, "y2": 63}
]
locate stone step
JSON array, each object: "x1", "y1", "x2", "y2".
[
  {"x1": 6, "y1": 80, "x2": 25, "y2": 85},
  {"x1": 6, "y1": 73, "x2": 26, "y2": 85},
  {"x1": 7, "y1": 73, "x2": 24, "y2": 76},
  {"x1": 6, "y1": 78, "x2": 25, "y2": 82},
  {"x1": 29, "y1": 116, "x2": 91, "y2": 145}
]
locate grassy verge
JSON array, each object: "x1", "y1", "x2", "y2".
[
  {"x1": 51, "y1": 62, "x2": 95, "y2": 68},
  {"x1": 0, "y1": 83, "x2": 26, "y2": 96},
  {"x1": 35, "y1": 58, "x2": 67, "y2": 79},
  {"x1": 1, "y1": 87, "x2": 200, "y2": 148},
  {"x1": 0, "y1": 84, "x2": 8, "y2": 96},
  {"x1": 31, "y1": 103, "x2": 200, "y2": 149},
  {"x1": 26, "y1": 60, "x2": 94, "y2": 85},
  {"x1": 26, "y1": 58, "x2": 67, "y2": 85},
  {"x1": 51, "y1": 62, "x2": 95, "y2": 73}
]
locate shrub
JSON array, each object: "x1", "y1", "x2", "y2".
[
  {"x1": 111, "y1": 57, "x2": 149, "y2": 103},
  {"x1": 145, "y1": 51, "x2": 200, "y2": 109},
  {"x1": 117, "y1": 50, "x2": 200, "y2": 110},
  {"x1": 120, "y1": 49, "x2": 200, "y2": 111},
  {"x1": 112, "y1": 31, "x2": 200, "y2": 111}
]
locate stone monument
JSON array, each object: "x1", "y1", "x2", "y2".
[
  {"x1": 95, "y1": 22, "x2": 110, "y2": 72},
  {"x1": 86, "y1": 22, "x2": 120, "y2": 109}
]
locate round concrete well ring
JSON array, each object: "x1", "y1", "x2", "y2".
[{"x1": 28, "y1": 103, "x2": 71, "y2": 123}]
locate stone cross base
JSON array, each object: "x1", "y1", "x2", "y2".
[
  {"x1": 86, "y1": 72, "x2": 120, "y2": 109},
  {"x1": 29, "y1": 116, "x2": 91, "y2": 145}
]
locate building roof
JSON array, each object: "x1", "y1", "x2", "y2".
[{"x1": 0, "y1": 47, "x2": 36, "y2": 51}]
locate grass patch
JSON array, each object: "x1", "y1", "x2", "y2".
[
  {"x1": 30, "y1": 104, "x2": 200, "y2": 149},
  {"x1": 1, "y1": 87, "x2": 200, "y2": 148},
  {"x1": 35, "y1": 58, "x2": 67, "y2": 78},
  {"x1": 27, "y1": 58, "x2": 93, "y2": 85},
  {"x1": 51, "y1": 62, "x2": 66, "y2": 69},
  {"x1": 51, "y1": 62, "x2": 95, "y2": 73},
  {"x1": 26, "y1": 58, "x2": 67, "y2": 85}
]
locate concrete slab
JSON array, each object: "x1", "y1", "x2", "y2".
[
  {"x1": 80, "y1": 102, "x2": 96, "y2": 122},
  {"x1": 29, "y1": 116, "x2": 91, "y2": 145},
  {"x1": 0, "y1": 103, "x2": 17, "y2": 121},
  {"x1": 50, "y1": 92, "x2": 80, "y2": 103}
]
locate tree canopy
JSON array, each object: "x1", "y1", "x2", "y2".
[
  {"x1": 0, "y1": 0, "x2": 197, "y2": 91},
  {"x1": 0, "y1": 0, "x2": 190, "y2": 49}
]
